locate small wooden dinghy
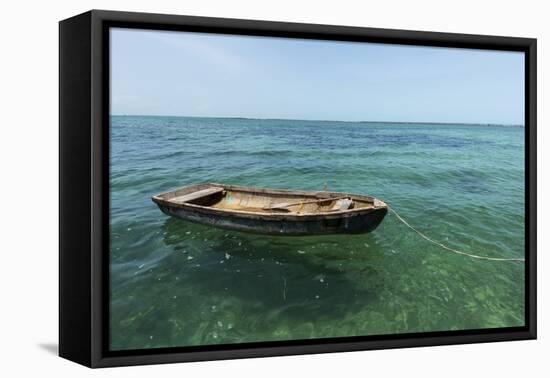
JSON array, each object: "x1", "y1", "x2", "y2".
[{"x1": 152, "y1": 183, "x2": 388, "y2": 236}]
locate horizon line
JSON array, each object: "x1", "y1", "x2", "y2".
[{"x1": 110, "y1": 114, "x2": 525, "y2": 127}]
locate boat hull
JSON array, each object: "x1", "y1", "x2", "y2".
[{"x1": 156, "y1": 202, "x2": 387, "y2": 235}]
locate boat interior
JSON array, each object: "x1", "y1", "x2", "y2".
[{"x1": 159, "y1": 185, "x2": 378, "y2": 214}]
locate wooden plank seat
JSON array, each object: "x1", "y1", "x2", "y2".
[{"x1": 171, "y1": 187, "x2": 224, "y2": 204}]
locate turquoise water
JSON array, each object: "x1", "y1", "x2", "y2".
[{"x1": 109, "y1": 115, "x2": 525, "y2": 351}]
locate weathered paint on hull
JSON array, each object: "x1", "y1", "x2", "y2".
[{"x1": 156, "y1": 203, "x2": 387, "y2": 236}]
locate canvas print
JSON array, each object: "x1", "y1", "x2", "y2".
[{"x1": 109, "y1": 28, "x2": 525, "y2": 351}]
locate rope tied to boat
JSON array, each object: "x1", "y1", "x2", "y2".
[{"x1": 388, "y1": 207, "x2": 525, "y2": 263}]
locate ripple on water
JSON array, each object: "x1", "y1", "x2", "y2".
[{"x1": 109, "y1": 116, "x2": 525, "y2": 350}]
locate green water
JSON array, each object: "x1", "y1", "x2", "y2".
[{"x1": 109, "y1": 116, "x2": 525, "y2": 351}]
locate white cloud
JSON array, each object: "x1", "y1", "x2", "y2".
[{"x1": 142, "y1": 30, "x2": 247, "y2": 73}]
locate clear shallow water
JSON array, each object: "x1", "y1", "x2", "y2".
[{"x1": 109, "y1": 116, "x2": 525, "y2": 350}]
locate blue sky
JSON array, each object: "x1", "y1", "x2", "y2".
[{"x1": 111, "y1": 28, "x2": 524, "y2": 124}]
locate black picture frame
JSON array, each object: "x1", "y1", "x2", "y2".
[{"x1": 59, "y1": 9, "x2": 537, "y2": 368}]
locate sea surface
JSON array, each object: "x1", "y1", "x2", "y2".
[{"x1": 109, "y1": 115, "x2": 525, "y2": 351}]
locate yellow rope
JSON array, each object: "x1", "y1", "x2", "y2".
[{"x1": 389, "y1": 207, "x2": 525, "y2": 263}]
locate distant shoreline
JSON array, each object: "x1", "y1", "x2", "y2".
[{"x1": 110, "y1": 114, "x2": 524, "y2": 127}]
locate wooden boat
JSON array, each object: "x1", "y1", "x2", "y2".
[{"x1": 152, "y1": 183, "x2": 388, "y2": 236}]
